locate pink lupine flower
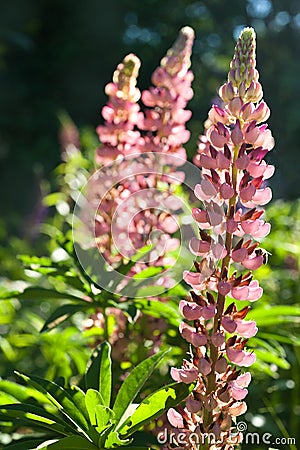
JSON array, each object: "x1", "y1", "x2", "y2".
[
  {"x1": 226, "y1": 347, "x2": 256, "y2": 367},
  {"x1": 171, "y1": 361, "x2": 198, "y2": 384},
  {"x1": 228, "y1": 372, "x2": 251, "y2": 400},
  {"x1": 168, "y1": 28, "x2": 275, "y2": 449},
  {"x1": 179, "y1": 321, "x2": 207, "y2": 347}
]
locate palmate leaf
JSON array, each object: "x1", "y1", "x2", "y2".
[
  {"x1": 113, "y1": 349, "x2": 170, "y2": 428},
  {"x1": 85, "y1": 342, "x2": 112, "y2": 407},
  {"x1": 119, "y1": 382, "x2": 192, "y2": 438}
]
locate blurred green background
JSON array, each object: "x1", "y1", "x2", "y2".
[{"x1": 1, "y1": 0, "x2": 300, "y2": 239}]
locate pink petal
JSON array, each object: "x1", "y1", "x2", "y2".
[
  {"x1": 167, "y1": 408, "x2": 184, "y2": 428},
  {"x1": 220, "y1": 183, "x2": 235, "y2": 199},
  {"x1": 242, "y1": 254, "x2": 264, "y2": 270},
  {"x1": 228, "y1": 401, "x2": 247, "y2": 416},
  {"x1": 252, "y1": 222, "x2": 271, "y2": 238},
  {"x1": 216, "y1": 152, "x2": 231, "y2": 169},
  {"x1": 235, "y1": 154, "x2": 249, "y2": 170},
  {"x1": 251, "y1": 187, "x2": 272, "y2": 206},
  {"x1": 231, "y1": 285, "x2": 250, "y2": 301},
  {"x1": 183, "y1": 270, "x2": 201, "y2": 287},
  {"x1": 235, "y1": 319, "x2": 258, "y2": 338},
  {"x1": 232, "y1": 247, "x2": 248, "y2": 263},
  {"x1": 247, "y1": 161, "x2": 267, "y2": 178},
  {"x1": 186, "y1": 397, "x2": 202, "y2": 413},
  {"x1": 236, "y1": 372, "x2": 252, "y2": 388},
  {"x1": 211, "y1": 242, "x2": 227, "y2": 260},
  {"x1": 201, "y1": 304, "x2": 217, "y2": 320},
  {"x1": 231, "y1": 123, "x2": 244, "y2": 145},
  {"x1": 189, "y1": 237, "x2": 211, "y2": 256},
  {"x1": 209, "y1": 130, "x2": 227, "y2": 148},
  {"x1": 230, "y1": 385, "x2": 248, "y2": 401},
  {"x1": 192, "y1": 208, "x2": 210, "y2": 227},
  {"x1": 240, "y1": 184, "x2": 256, "y2": 202},
  {"x1": 170, "y1": 367, "x2": 198, "y2": 384},
  {"x1": 179, "y1": 322, "x2": 207, "y2": 347},
  {"x1": 201, "y1": 179, "x2": 218, "y2": 197},
  {"x1": 241, "y1": 219, "x2": 261, "y2": 235},
  {"x1": 222, "y1": 316, "x2": 237, "y2": 333},
  {"x1": 211, "y1": 332, "x2": 225, "y2": 347},
  {"x1": 217, "y1": 281, "x2": 231, "y2": 296},
  {"x1": 264, "y1": 165, "x2": 275, "y2": 179},
  {"x1": 227, "y1": 219, "x2": 239, "y2": 234},
  {"x1": 226, "y1": 348, "x2": 245, "y2": 364},
  {"x1": 179, "y1": 300, "x2": 203, "y2": 321},
  {"x1": 200, "y1": 154, "x2": 217, "y2": 169},
  {"x1": 198, "y1": 358, "x2": 211, "y2": 376},
  {"x1": 240, "y1": 352, "x2": 256, "y2": 367}
]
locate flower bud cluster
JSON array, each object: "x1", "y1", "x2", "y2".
[{"x1": 168, "y1": 28, "x2": 274, "y2": 449}]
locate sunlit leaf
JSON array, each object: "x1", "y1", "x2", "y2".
[
  {"x1": 119, "y1": 382, "x2": 192, "y2": 437},
  {"x1": 37, "y1": 436, "x2": 98, "y2": 449},
  {"x1": 113, "y1": 349, "x2": 170, "y2": 426},
  {"x1": 85, "y1": 342, "x2": 112, "y2": 407}
]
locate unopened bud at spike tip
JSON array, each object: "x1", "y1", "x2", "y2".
[{"x1": 160, "y1": 26, "x2": 195, "y2": 76}]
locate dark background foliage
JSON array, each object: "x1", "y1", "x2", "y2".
[{"x1": 1, "y1": 0, "x2": 300, "y2": 240}]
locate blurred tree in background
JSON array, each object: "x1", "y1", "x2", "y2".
[{"x1": 0, "y1": 0, "x2": 300, "y2": 241}]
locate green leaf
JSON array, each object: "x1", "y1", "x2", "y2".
[
  {"x1": 43, "y1": 192, "x2": 66, "y2": 207},
  {"x1": 41, "y1": 303, "x2": 93, "y2": 333},
  {"x1": 254, "y1": 349, "x2": 290, "y2": 370},
  {"x1": 16, "y1": 373, "x2": 89, "y2": 435},
  {"x1": 0, "y1": 403, "x2": 72, "y2": 436},
  {"x1": 3, "y1": 438, "x2": 55, "y2": 450},
  {"x1": 85, "y1": 342, "x2": 112, "y2": 407},
  {"x1": 95, "y1": 404, "x2": 115, "y2": 433},
  {"x1": 113, "y1": 349, "x2": 170, "y2": 427},
  {"x1": 85, "y1": 389, "x2": 104, "y2": 426},
  {"x1": 38, "y1": 436, "x2": 98, "y2": 449},
  {"x1": 132, "y1": 267, "x2": 164, "y2": 279},
  {"x1": 66, "y1": 386, "x2": 89, "y2": 423},
  {"x1": 103, "y1": 431, "x2": 130, "y2": 448},
  {"x1": 134, "y1": 299, "x2": 181, "y2": 327},
  {"x1": 249, "y1": 305, "x2": 300, "y2": 324},
  {"x1": 119, "y1": 382, "x2": 191, "y2": 437},
  {"x1": 3, "y1": 286, "x2": 87, "y2": 303}
]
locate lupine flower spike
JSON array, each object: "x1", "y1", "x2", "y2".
[
  {"x1": 91, "y1": 29, "x2": 195, "y2": 266},
  {"x1": 141, "y1": 26, "x2": 194, "y2": 162},
  {"x1": 168, "y1": 28, "x2": 274, "y2": 449},
  {"x1": 96, "y1": 53, "x2": 144, "y2": 164}
]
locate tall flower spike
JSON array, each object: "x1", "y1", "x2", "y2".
[
  {"x1": 169, "y1": 28, "x2": 274, "y2": 450},
  {"x1": 141, "y1": 26, "x2": 194, "y2": 161}
]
